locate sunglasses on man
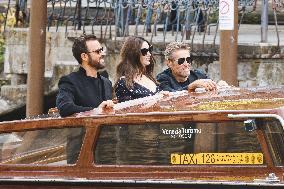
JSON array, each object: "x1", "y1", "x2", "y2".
[
  {"x1": 140, "y1": 46, "x2": 153, "y2": 56},
  {"x1": 88, "y1": 47, "x2": 104, "y2": 54},
  {"x1": 175, "y1": 56, "x2": 192, "y2": 65}
]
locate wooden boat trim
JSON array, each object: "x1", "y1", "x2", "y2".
[
  {"x1": 0, "y1": 108, "x2": 282, "y2": 133},
  {"x1": 0, "y1": 178, "x2": 284, "y2": 186}
]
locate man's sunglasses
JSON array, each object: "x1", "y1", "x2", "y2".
[
  {"x1": 88, "y1": 47, "x2": 104, "y2": 54},
  {"x1": 140, "y1": 46, "x2": 153, "y2": 56},
  {"x1": 176, "y1": 56, "x2": 192, "y2": 65}
]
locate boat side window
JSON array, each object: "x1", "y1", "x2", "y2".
[
  {"x1": 0, "y1": 127, "x2": 85, "y2": 165},
  {"x1": 260, "y1": 118, "x2": 284, "y2": 166},
  {"x1": 94, "y1": 121, "x2": 264, "y2": 165}
]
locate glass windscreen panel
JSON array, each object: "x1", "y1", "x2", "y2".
[
  {"x1": 261, "y1": 118, "x2": 284, "y2": 166},
  {"x1": 94, "y1": 121, "x2": 264, "y2": 165},
  {"x1": 0, "y1": 127, "x2": 85, "y2": 165}
]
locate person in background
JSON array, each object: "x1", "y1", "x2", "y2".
[
  {"x1": 157, "y1": 41, "x2": 226, "y2": 92},
  {"x1": 157, "y1": 1, "x2": 180, "y2": 32},
  {"x1": 145, "y1": 0, "x2": 154, "y2": 32},
  {"x1": 56, "y1": 34, "x2": 114, "y2": 117},
  {"x1": 114, "y1": 36, "x2": 161, "y2": 102}
]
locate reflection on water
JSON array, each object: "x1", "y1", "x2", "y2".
[
  {"x1": 0, "y1": 98, "x2": 13, "y2": 112},
  {"x1": 95, "y1": 122, "x2": 263, "y2": 165}
]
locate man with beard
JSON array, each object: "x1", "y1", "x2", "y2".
[
  {"x1": 56, "y1": 35, "x2": 114, "y2": 164},
  {"x1": 56, "y1": 34, "x2": 114, "y2": 117},
  {"x1": 157, "y1": 42, "x2": 220, "y2": 92}
]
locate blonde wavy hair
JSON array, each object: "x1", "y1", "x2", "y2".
[{"x1": 164, "y1": 42, "x2": 191, "y2": 60}]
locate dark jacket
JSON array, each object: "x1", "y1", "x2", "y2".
[
  {"x1": 156, "y1": 68, "x2": 208, "y2": 92},
  {"x1": 56, "y1": 67, "x2": 112, "y2": 117}
]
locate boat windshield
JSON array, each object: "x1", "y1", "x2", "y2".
[
  {"x1": 0, "y1": 127, "x2": 85, "y2": 165},
  {"x1": 94, "y1": 118, "x2": 284, "y2": 166}
]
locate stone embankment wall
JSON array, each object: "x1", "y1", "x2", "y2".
[{"x1": 0, "y1": 29, "x2": 284, "y2": 115}]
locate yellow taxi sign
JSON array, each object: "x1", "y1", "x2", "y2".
[{"x1": 171, "y1": 153, "x2": 263, "y2": 165}]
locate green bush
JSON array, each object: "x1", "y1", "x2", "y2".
[
  {"x1": 208, "y1": 11, "x2": 219, "y2": 24},
  {"x1": 239, "y1": 12, "x2": 261, "y2": 24}
]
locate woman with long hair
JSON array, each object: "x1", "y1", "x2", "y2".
[{"x1": 114, "y1": 36, "x2": 160, "y2": 102}]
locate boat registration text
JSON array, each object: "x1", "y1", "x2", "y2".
[{"x1": 171, "y1": 153, "x2": 263, "y2": 165}]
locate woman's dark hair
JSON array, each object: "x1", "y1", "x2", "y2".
[
  {"x1": 115, "y1": 36, "x2": 157, "y2": 89},
  {"x1": 72, "y1": 34, "x2": 98, "y2": 64}
]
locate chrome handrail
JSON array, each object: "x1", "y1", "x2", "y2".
[{"x1": 228, "y1": 113, "x2": 284, "y2": 130}]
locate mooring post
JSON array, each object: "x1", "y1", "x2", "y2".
[
  {"x1": 26, "y1": 0, "x2": 47, "y2": 117},
  {"x1": 219, "y1": 0, "x2": 238, "y2": 86}
]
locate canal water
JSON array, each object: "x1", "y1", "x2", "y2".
[{"x1": 0, "y1": 91, "x2": 57, "y2": 122}]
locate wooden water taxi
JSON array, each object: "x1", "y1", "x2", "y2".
[{"x1": 0, "y1": 86, "x2": 283, "y2": 188}]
